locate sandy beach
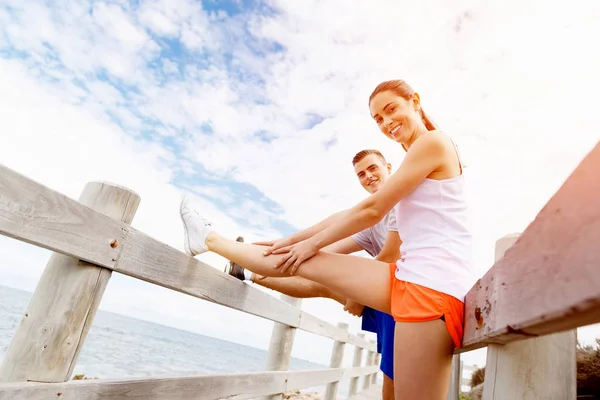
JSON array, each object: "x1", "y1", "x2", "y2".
[{"x1": 284, "y1": 391, "x2": 323, "y2": 400}]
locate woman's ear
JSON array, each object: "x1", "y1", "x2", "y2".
[{"x1": 412, "y1": 92, "x2": 421, "y2": 111}]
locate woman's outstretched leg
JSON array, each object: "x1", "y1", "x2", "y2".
[
  {"x1": 181, "y1": 196, "x2": 391, "y2": 314},
  {"x1": 208, "y1": 232, "x2": 391, "y2": 314}
]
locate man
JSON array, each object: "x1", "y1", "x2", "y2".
[{"x1": 226, "y1": 149, "x2": 399, "y2": 400}]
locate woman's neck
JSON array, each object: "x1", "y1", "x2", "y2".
[{"x1": 403, "y1": 126, "x2": 431, "y2": 150}]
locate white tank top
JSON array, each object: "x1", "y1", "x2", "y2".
[{"x1": 394, "y1": 145, "x2": 476, "y2": 302}]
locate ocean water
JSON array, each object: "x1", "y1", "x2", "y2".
[{"x1": 0, "y1": 285, "x2": 341, "y2": 396}]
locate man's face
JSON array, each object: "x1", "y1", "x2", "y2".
[{"x1": 354, "y1": 154, "x2": 391, "y2": 194}]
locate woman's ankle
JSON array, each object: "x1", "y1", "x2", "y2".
[{"x1": 205, "y1": 231, "x2": 218, "y2": 250}]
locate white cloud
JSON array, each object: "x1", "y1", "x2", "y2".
[
  {"x1": 161, "y1": 58, "x2": 179, "y2": 76},
  {"x1": 189, "y1": 184, "x2": 235, "y2": 204},
  {"x1": 139, "y1": 7, "x2": 179, "y2": 37},
  {"x1": 92, "y1": 3, "x2": 149, "y2": 50},
  {"x1": 86, "y1": 80, "x2": 124, "y2": 105},
  {"x1": 0, "y1": 55, "x2": 303, "y2": 358},
  {"x1": 1, "y1": 0, "x2": 599, "y2": 371}
]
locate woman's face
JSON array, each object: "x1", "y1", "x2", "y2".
[{"x1": 369, "y1": 90, "x2": 422, "y2": 144}]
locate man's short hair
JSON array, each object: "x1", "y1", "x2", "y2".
[{"x1": 352, "y1": 149, "x2": 387, "y2": 166}]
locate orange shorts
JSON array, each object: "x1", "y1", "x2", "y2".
[{"x1": 388, "y1": 263, "x2": 465, "y2": 349}]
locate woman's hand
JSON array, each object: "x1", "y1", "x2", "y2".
[
  {"x1": 259, "y1": 236, "x2": 300, "y2": 256},
  {"x1": 271, "y1": 238, "x2": 319, "y2": 275},
  {"x1": 253, "y1": 238, "x2": 291, "y2": 255},
  {"x1": 252, "y1": 239, "x2": 275, "y2": 247}
]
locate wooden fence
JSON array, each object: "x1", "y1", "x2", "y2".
[
  {"x1": 457, "y1": 141, "x2": 600, "y2": 399},
  {"x1": 0, "y1": 163, "x2": 380, "y2": 400},
  {"x1": 0, "y1": 139, "x2": 598, "y2": 399}
]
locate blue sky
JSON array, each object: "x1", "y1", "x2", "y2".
[
  {"x1": 1, "y1": 0, "x2": 599, "y2": 370},
  {"x1": 0, "y1": 0, "x2": 301, "y2": 236}
]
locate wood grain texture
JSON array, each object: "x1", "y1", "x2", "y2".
[
  {"x1": 0, "y1": 164, "x2": 125, "y2": 268},
  {"x1": 371, "y1": 353, "x2": 380, "y2": 385},
  {"x1": 285, "y1": 366, "x2": 378, "y2": 391},
  {"x1": 114, "y1": 228, "x2": 302, "y2": 327},
  {"x1": 324, "y1": 323, "x2": 348, "y2": 400},
  {"x1": 114, "y1": 229, "x2": 377, "y2": 347},
  {"x1": 460, "y1": 141, "x2": 600, "y2": 351},
  {"x1": 265, "y1": 295, "x2": 302, "y2": 372},
  {"x1": 446, "y1": 355, "x2": 461, "y2": 400},
  {"x1": 298, "y1": 312, "x2": 347, "y2": 340},
  {"x1": 299, "y1": 312, "x2": 375, "y2": 351},
  {"x1": 0, "y1": 367, "x2": 379, "y2": 400},
  {"x1": 346, "y1": 330, "x2": 376, "y2": 351},
  {"x1": 482, "y1": 235, "x2": 577, "y2": 400},
  {"x1": 0, "y1": 181, "x2": 139, "y2": 383},
  {"x1": 0, "y1": 162, "x2": 380, "y2": 352},
  {"x1": 483, "y1": 330, "x2": 577, "y2": 400},
  {"x1": 362, "y1": 346, "x2": 375, "y2": 391},
  {"x1": 0, "y1": 372, "x2": 286, "y2": 400},
  {"x1": 348, "y1": 332, "x2": 365, "y2": 398},
  {"x1": 265, "y1": 295, "x2": 302, "y2": 400}
]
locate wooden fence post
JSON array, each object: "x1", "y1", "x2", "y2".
[
  {"x1": 348, "y1": 333, "x2": 365, "y2": 399},
  {"x1": 446, "y1": 354, "x2": 461, "y2": 400},
  {"x1": 482, "y1": 233, "x2": 577, "y2": 400},
  {"x1": 371, "y1": 352, "x2": 380, "y2": 384},
  {"x1": 363, "y1": 340, "x2": 376, "y2": 391},
  {"x1": 459, "y1": 361, "x2": 464, "y2": 391},
  {"x1": 265, "y1": 294, "x2": 302, "y2": 400},
  {"x1": 0, "y1": 182, "x2": 140, "y2": 383},
  {"x1": 324, "y1": 322, "x2": 349, "y2": 400}
]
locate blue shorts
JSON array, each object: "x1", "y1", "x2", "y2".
[{"x1": 361, "y1": 306, "x2": 395, "y2": 379}]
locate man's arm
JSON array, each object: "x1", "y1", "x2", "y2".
[
  {"x1": 254, "y1": 210, "x2": 349, "y2": 248},
  {"x1": 322, "y1": 237, "x2": 363, "y2": 255}
]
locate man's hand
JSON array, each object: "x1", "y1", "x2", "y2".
[{"x1": 344, "y1": 299, "x2": 364, "y2": 317}]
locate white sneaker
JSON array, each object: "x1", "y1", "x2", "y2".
[{"x1": 180, "y1": 195, "x2": 214, "y2": 256}]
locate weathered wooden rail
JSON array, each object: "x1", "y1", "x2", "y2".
[
  {"x1": 0, "y1": 140, "x2": 598, "y2": 399},
  {"x1": 459, "y1": 141, "x2": 600, "y2": 399},
  {"x1": 0, "y1": 164, "x2": 380, "y2": 400}
]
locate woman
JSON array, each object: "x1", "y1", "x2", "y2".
[{"x1": 180, "y1": 80, "x2": 475, "y2": 399}]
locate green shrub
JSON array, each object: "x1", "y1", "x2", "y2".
[
  {"x1": 577, "y1": 339, "x2": 600, "y2": 397},
  {"x1": 470, "y1": 366, "x2": 485, "y2": 388}
]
